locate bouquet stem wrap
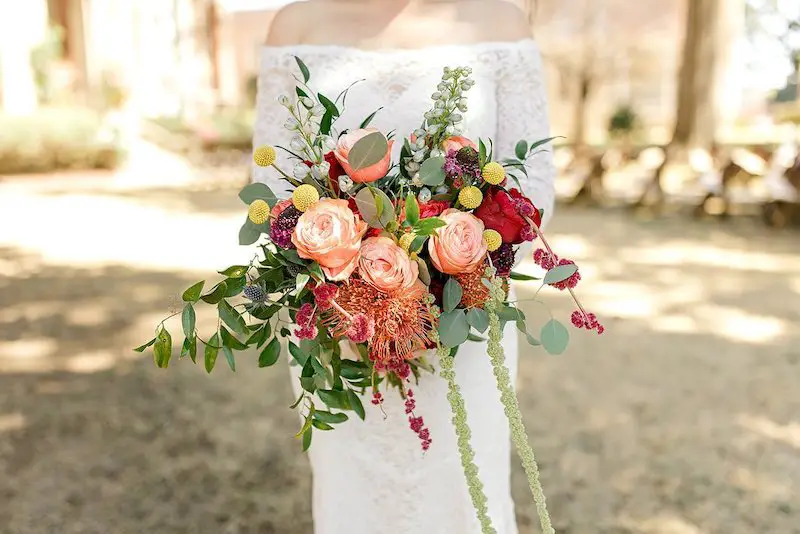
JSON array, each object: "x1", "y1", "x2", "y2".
[{"x1": 485, "y1": 276, "x2": 554, "y2": 534}]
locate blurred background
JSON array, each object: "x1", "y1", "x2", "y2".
[{"x1": 0, "y1": 0, "x2": 799, "y2": 533}]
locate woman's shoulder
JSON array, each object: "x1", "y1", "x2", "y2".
[{"x1": 265, "y1": 1, "x2": 322, "y2": 46}]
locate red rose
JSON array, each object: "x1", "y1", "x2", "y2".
[
  {"x1": 474, "y1": 187, "x2": 540, "y2": 244},
  {"x1": 324, "y1": 151, "x2": 346, "y2": 195},
  {"x1": 419, "y1": 200, "x2": 450, "y2": 219}
]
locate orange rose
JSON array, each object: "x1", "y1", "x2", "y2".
[
  {"x1": 428, "y1": 209, "x2": 487, "y2": 275},
  {"x1": 292, "y1": 199, "x2": 368, "y2": 281},
  {"x1": 441, "y1": 136, "x2": 477, "y2": 154},
  {"x1": 358, "y1": 237, "x2": 419, "y2": 293},
  {"x1": 334, "y1": 128, "x2": 394, "y2": 183}
]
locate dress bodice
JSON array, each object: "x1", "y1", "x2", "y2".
[{"x1": 253, "y1": 39, "x2": 556, "y2": 227}]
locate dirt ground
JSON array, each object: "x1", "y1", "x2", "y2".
[{"x1": 0, "y1": 172, "x2": 798, "y2": 534}]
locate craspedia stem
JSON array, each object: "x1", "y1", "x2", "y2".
[
  {"x1": 485, "y1": 274, "x2": 555, "y2": 534},
  {"x1": 435, "y1": 339, "x2": 497, "y2": 534}
]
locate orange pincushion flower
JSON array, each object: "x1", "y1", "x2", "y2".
[
  {"x1": 455, "y1": 263, "x2": 491, "y2": 309},
  {"x1": 322, "y1": 279, "x2": 435, "y2": 365}
]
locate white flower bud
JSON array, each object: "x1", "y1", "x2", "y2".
[
  {"x1": 443, "y1": 66, "x2": 452, "y2": 75},
  {"x1": 300, "y1": 96, "x2": 313, "y2": 108},
  {"x1": 430, "y1": 148, "x2": 443, "y2": 158},
  {"x1": 278, "y1": 95, "x2": 291, "y2": 107},
  {"x1": 426, "y1": 124, "x2": 440, "y2": 135},
  {"x1": 303, "y1": 124, "x2": 317, "y2": 136},
  {"x1": 339, "y1": 175, "x2": 354, "y2": 192},
  {"x1": 435, "y1": 100, "x2": 446, "y2": 110},
  {"x1": 412, "y1": 173, "x2": 423, "y2": 187},
  {"x1": 418, "y1": 187, "x2": 432, "y2": 203},
  {"x1": 407, "y1": 161, "x2": 420, "y2": 172},
  {"x1": 293, "y1": 162, "x2": 310, "y2": 179},
  {"x1": 415, "y1": 137, "x2": 426, "y2": 149},
  {"x1": 424, "y1": 111, "x2": 434, "y2": 120},
  {"x1": 453, "y1": 123, "x2": 464, "y2": 134},
  {"x1": 317, "y1": 160, "x2": 331, "y2": 176},
  {"x1": 413, "y1": 129, "x2": 426, "y2": 138},
  {"x1": 431, "y1": 91, "x2": 442, "y2": 101},
  {"x1": 463, "y1": 67, "x2": 473, "y2": 75},
  {"x1": 290, "y1": 136, "x2": 306, "y2": 151},
  {"x1": 321, "y1": 135, "x2": 337, "y2": 151},
  {"x1": 437, "y1": 82, "x2": 448, "y2": 92},
  {"x1": 435, "y1": 185, "x2": 449, "y2": 195},
  {"x1": 312, "y1": 104, "x2": 326, "y2": 116},
  {"x1": 284, "y1": 118, "x2": 298, "y2": 130},
  {"x1": 451, "y1": 113, "x2": 463, "y2": 123},
  {"x1": 444, "y1": 125, "x2": 455, "y2": 136},
  {"x1": 413, "y1": 151, "x2": 425, "y2": 163}
]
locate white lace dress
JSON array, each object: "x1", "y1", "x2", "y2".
[{"x1": 253, "y1": 40, "x2": 556, "y2": 534}]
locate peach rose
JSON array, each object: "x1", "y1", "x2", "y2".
[
  {"x1": 292, "y1": 199, "x2": 368, "y2": 281},
  {"x1": 441, "y1": 136, "x2": 477, "y2": 154},
  {"x1": 358, "y1": 237, "x2": 419, "y2": 293},
  {"x1": 428, "y1": 209, "x2": 488, "y2": 275},
  {"x1": 334, "y1": 128, "x2": 394, "y2": 183}
]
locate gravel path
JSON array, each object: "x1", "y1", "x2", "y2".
[{"x1": 0, "y1": 176, "x2": 798, "y2": 534}]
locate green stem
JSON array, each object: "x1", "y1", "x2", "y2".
[
  {"x1": 436, "y1": 342, "x2": 497, "y2": 534},
  {"x1": 485, "y1": 275, "x2": 555, "y2": 534}
]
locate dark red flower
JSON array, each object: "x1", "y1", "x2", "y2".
[
  {"x1": 418, "y1": 200, "x2": 450, "y2": 219},
  {"x1": 474, "y1": 187, "x2": 540, "y2": 244},
  {"x1": 324, "y1": 151, "x2": 346, "y2": 194}
]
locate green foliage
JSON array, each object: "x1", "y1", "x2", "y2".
[
  {"x1": 607, "y1": 104, "x2": 638, "y2": 137},
  {"x1": 540, "y1": 319, "x2": 569, "y2": 355},
  {"x1": 543, "y1": 264, "x2": 578, "y2": 286},
  {"x1": 419, "y1": 156, "x2": 446, "y2": 186},
  {"x1": 443, "y1": 278, "x2": 463, "y2": 313},
  {"x1": 438, "y1": 309, "x2": 470, "y2": 347},
  {"x1": 354, "y1": 187, "x2": 395, "y2": 228},
  {"x1": 348, "y1": 131, "x2": 389, "y2": 170},
  {"x1": 0, "y1": 108, "x2": 125, "y2": 175}
]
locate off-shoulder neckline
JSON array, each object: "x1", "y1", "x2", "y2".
[{"x1": 261, "y1": 38, "x2": 538, "y2": 56}]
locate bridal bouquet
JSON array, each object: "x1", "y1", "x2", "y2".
[{"x1": 137, "y1": 58, "x2": 603, "y2": 534}]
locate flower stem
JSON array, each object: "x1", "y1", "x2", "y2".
[
  {"x1": 486, "y1": 275, "x2": 555, "y2": 534},
  {"x1": 436, "y1": 342, "x2": 497, "y2": 534},
  {"x1": 525, "y1": 216, "x2": 589, "y2": 320}
]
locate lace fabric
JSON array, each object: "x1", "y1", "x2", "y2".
[{"x1": 253, "y1": 40, "x2": 555, "y2": 534}]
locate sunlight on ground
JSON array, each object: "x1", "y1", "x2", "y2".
[
  {"x1": 737, "y1": 414, "x2": 800, "y2": 451},
  {"x1": 728, "y1": 466, "x2": 793, "y2": 502},
  {"x1": 0, "y1": 338, "x2": 130, "y2": 374},
  {"x1": 619, "y1": 515, "x2": 706, "y2": 534},
  {"x1": 0, "y1": 413, "x2": 26, "y2": 433}
]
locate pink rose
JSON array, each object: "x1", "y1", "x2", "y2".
[
  {"x1": 334, "y1": 128, "x2": 394, "y2": 183},
  {"x1": 358, "y1": 237, "x2": 419, "y2": 293},
  {"x1": 292, "y1": 199, "x2": 368, "y2": 281},
  {"x1": 441, "y1": 136, "x2": 477, "y2": 154},
  {"x1": 428, "y1": 209, "x2": 488, "y2": 275}
]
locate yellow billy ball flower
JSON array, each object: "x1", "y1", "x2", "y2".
[
  {"x1": 248, "y1": 199, "x2": 270, "y2": 224},
  {"x1": 483, "y1": 229, "x2": 502, "y2": 252},
  {"x1": 399, "y1": 232, "x2": 418, "y2": 253},
  {"x1": 481, "y1": 161, "x2": 505, "y2": 185},
  {"x1": 253, "y1": 145, "x2": 277, "y2": 167},
  {"x1": 292, "y1": 184, "x2": 320, "y2": 212},
  {"x1": 458, "y1": 186, "x2": 483, "y2": 210}
]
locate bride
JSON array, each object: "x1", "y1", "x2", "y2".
[{"x1": 253, "y1": 1, "x2": 555, "y2": 532}]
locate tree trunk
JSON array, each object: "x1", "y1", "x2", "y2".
[
  {"x1": 572, "y1": 71, "x2": 592, "y2": 155},
  {"x1": 634, "y1": 0, "x2": 721, "y2": 208}
]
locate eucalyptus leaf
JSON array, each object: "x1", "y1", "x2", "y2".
[
  {"x1": 348, "y1": 131, "x2": 389, "y2": 171},
  {"x1": 467, "y1": 333, "x2": 487, "y2": 342},
  {"x1": 410, "y1": 235, "x2": 428, "y2": 252},
  {"x1": 181, "y1": 304, "x2": 196, "y2": 338},
  {"x1": 443, "y1": 278, "x2": 463, "y2": 313},
  {"x1": 239, "y1": 219, "x2": 263, "y2": 246},
  {"x1": 259, "y1": 337, "x2": 281, "y2": 367},
  {"x1": 419, "y1": 156, "x2": 446, "y2": 186},
  {"x1": 204, "y1": 333, "x2": 220, "y2": 373},
  {"x1": 416, "y1": 258, "x2": 431, "y2": 285},
  {"x1": 238, "y1": 183, "x2": 278, "y2": 207},
  {"x1": 515, "y1": 140, "x2": 528, "y2": 160},
  {"x1": 181, "y1": 281, "x2": 204, "y2": 303},
  {"x1": 497, "y1": 305, "x2": 525, "y2": 323},
  {"x1": 526, "y1": 333, "x2": 541, "y2": 346},
  {"x1": 438, "y1": 309, "x2": 470, "y2": 348},
  {"x1": 543, "y1": 264, "x2": 578, "y2": 286},
  {"x1": 466, "y1": 308, "x2": 489, "y2": 333},
  {"x1": 354, "y1": 187, "x2": 395, "y2": 228},
  {"x1": 540, "y1": 319, "x2": 569, "y2": 355}
]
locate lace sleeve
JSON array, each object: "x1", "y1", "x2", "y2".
[
  {"x1": 492, "y1": 42, "x2": 556, "y2": 230},
  {"x1": 252, "y1": 48, "x2": 303, "y2": 197}
]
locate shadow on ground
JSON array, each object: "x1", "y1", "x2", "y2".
[{"x1": 0, "y1": 180, "x2": 798, "y2": 534}]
